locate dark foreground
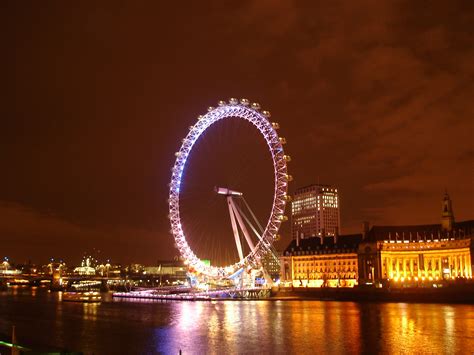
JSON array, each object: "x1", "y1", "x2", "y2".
[{"x1": 2, "y1": 286, "x2": 474, "y2": 354}]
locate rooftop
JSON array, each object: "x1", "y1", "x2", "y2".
[
  {"x1": 284, "y1": 234, "x2": 363, "y2": 255},
  {"x1": 365, "y1": 220, "x2": 474, "y2": 242},
  {"x1": 283, "y1": 220, "x2": 474, "y2": 255}
]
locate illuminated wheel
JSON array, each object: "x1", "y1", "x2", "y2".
[{"x1": 168, "y1": 98, "x2": 290, "y2": 278}]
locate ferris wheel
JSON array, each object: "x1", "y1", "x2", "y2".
[{"x1": 168, "y1": 98, "x2": 290, "y2": 279}]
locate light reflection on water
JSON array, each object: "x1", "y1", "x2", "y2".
[
  {"x1": 380, "y1": 303, "x2": 462, "y2": 353},
  {"x1": 0, "y1": 288, "x2": 473, "y2": 354}
]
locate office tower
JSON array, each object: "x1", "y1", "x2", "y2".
[{"x1": 291, "y1": 184, "x2": 340, "y2": 239}]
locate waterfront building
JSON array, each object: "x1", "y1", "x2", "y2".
[
  {"x1": 73, "y1": 256, "x2": 95, "y2": 275},
  {"x1": 0, "y1": 258, "x2": 21, "y2": 276},
  {"x1": 358, "y1": 222, "x2": 474, "y2": 284},
  {"x1": 143, "y1": 260, "x2": 187, "y2": 284},
  {"x1": 97, "y1": 262, "x2": 112, "y2": 277},
  {"x1": 282, "y1": 192, "x2": 473, "y2": 287},
  {"x1": 359, "y1": 193, "x2": 473, "y2": 285},
  {"x1": 280, "y1": 234, "x2": 362, "y2": 287},
  {"x1": 126, "y1": 263, "x2": 145, "y2": 275},
  {"x1": 291, "y1": 184, "x2": 340, "y2": 240}
]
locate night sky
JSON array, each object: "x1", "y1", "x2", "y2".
[{"x1": 2, "y1": 1, "x2": 473, "y2": 265}]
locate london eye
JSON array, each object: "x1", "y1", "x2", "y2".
[{"x1": 168, "y1": 98, "x2": 290, "y2": 280}]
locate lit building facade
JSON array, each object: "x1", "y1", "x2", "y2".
[
  {"x1": 73, "y1": 256, "x2": 95, "y2": 275},
  {"x1": 358, "y1": 221, "x2": 474, "y2": 284},
  {"x1": 143, "y1": 260, "x2": 187, "y2": 284},
  {"x1": 0, "y1": 258, "x2": 21, "y2": 275},
  {"x1": 282, "y1": 192, "x2": 473, "y2": 287},
  {"x1": 291, "y1": 184, "x2": 340, "y2": 239},
  {"x1": 281, "y1": 234, "x2": 361, "y2": 287},
  {"x1": 358, "y1": 193, "x2": 473, "y2": 284}
]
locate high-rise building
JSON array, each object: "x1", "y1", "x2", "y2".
[{"x1": 291, "y1": 184, "x2": 340, "y2": 239}]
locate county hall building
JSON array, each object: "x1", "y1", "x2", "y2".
[{"x1": 281, "y1": 191, "x2": 473, "y2": 287}]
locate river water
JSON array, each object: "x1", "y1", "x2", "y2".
[{"x1": 1, "y1": 286, "x2": 473, "y2": 354}]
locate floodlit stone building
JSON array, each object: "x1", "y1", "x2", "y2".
[
  {"x1": 358, "y1": 193, "x2": 473, "y2": 285},
  {"x1": 281, "y1": 234, "x2": 362, "y2": 287},
  {"x1": 281, "y1": 192, "x2": 473, "y2": 287}
]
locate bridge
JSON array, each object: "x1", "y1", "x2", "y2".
[{"x1": 0, "y1": 273, "x2": 149, "y2": 292}]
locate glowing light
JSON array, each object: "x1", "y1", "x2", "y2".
[
  {"x1": 168, "y1": 100, "x2": 289, "y2": 278},
  {"x1": 0, "y1": 340, "x2": 29, "y2": 351}
]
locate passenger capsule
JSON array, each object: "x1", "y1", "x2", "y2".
[
  {"x1": 286, "y1": 174, "x2": 293, "y2": 182},
  {"x1": 229, "y1": 98, "x2": 239, "y2": 105},
  {"x1": 271, "y1": 122, "x2": 280, "y2": 129},
  {"x1": 251, "y1": 102, "x2": 261, "y2": 110},
  {"x1": 240, "y1": 98, "x2": 250, "y2": 105},
  {"x1": 284, "y1": 155, "x2": 291, "y2": 162},
  {"x1": 279, "y1": 137, "x2": 287, "y2": 144},
  {"x1": 262, "y1": 110, "x2": 271, "y2": 118},
  {"x1": 207, "y1": 106, "x2": 215, "y2": 112},
  {"x1": 218, "y1": 100, "x2": 226, "y2": 106}
]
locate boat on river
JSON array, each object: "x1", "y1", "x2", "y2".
[{"x1": 62, "y1": 291, "x2": 101, "y2": 303}]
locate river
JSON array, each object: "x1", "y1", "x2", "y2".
[{"x1": 1, "y1": 286, "x2": 473, "y2": 354}]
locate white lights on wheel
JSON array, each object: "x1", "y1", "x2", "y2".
[{"x1": 168, "y1": 99, "x2": 289, "y2": 278}]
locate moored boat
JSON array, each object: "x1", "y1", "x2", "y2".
[{"x1": 62, "y1": 291, "x2": 101, "y2": 303}]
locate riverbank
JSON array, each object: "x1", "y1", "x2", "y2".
[{"x1": 272, "y1": 284, "x2": 474, "y2": 303}]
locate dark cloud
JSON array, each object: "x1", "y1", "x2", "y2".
[{"x1": 1, "y1": 0, "x2": 473, "y2": 264}]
